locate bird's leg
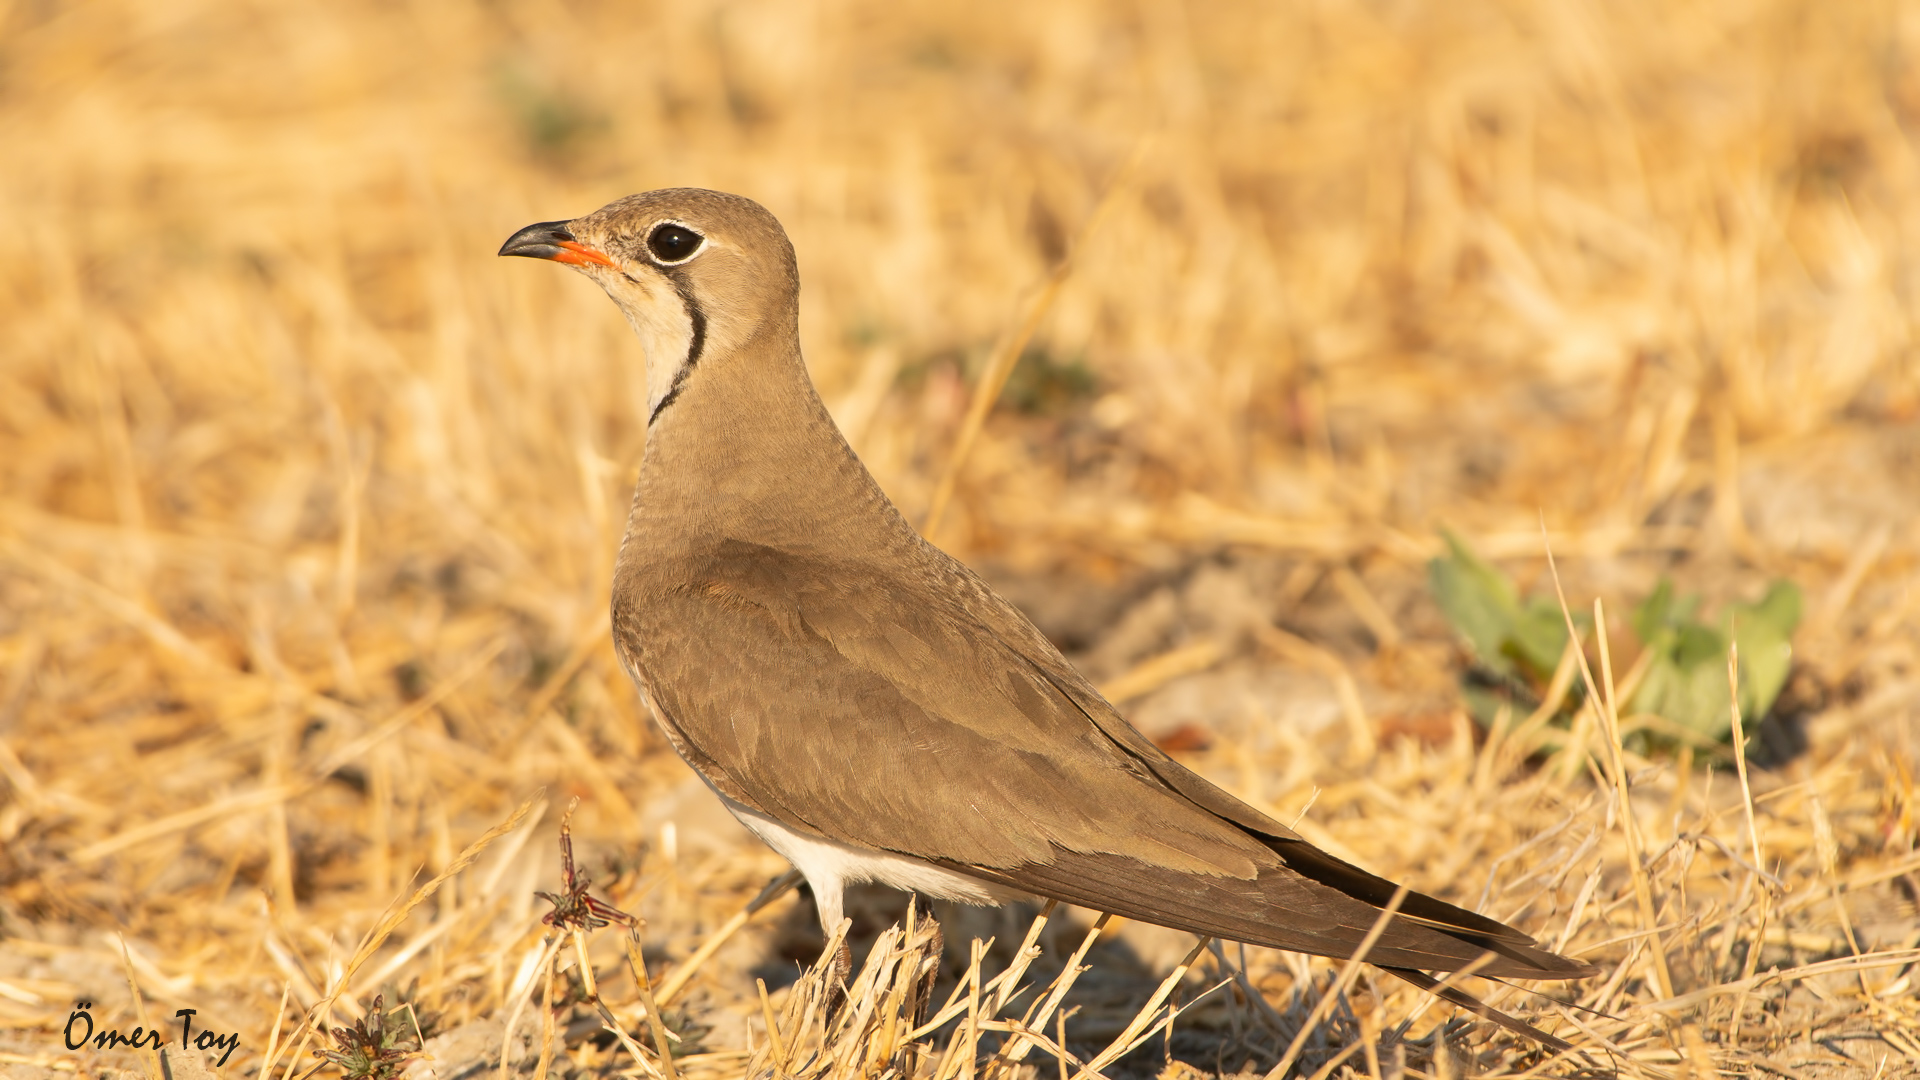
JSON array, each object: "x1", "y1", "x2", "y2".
[
  {"x1": 917, "y1": 919, "x2": 943, "y2": 1027},
  {"x1": 810, "y1": 878, "x2": 854, "y2": 1020},
  {"x1": 823, "y1": 938, "x2": 853, "y2": 1022},
  {"x1": 833, "y1": 938, "x2": 854, "y2": 986},
  {"x1": 903, "y1": 901, "x2": 943, "y2": 1029}
]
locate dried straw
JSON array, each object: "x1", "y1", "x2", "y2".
[{"x1": 1, "y1": 1, "x2": 1916, "y2": 1077}]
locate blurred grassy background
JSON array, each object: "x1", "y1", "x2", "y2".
[{"x1": 2, "y1": 0, "x2": 1918, "y2": 1076}]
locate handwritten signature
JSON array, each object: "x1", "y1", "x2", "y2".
[{"x1": 63, "y1": 1003, "x2": 241, "y2": 1066}]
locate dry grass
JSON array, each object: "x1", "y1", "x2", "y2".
[{"x1": 2, "y1": 0, "x2": 1919, "y2": 1077}]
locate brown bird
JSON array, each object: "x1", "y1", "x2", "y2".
[{"x1": 500, "y1": 188, "x2": 1594, "y2": 1048}]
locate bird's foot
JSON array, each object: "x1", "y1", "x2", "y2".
[{"x1": 905, "y1": 912, "x2": 943, "y2": 1029}]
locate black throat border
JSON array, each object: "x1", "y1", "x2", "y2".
[{"x1": 647, "y1": 268, "x2": 707, "y2": 425}]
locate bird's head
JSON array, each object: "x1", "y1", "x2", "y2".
[{"x1": 499, "y1": 188, "x2": 799, "y2": 422}]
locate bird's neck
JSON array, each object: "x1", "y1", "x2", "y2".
[{"x1": 619, "y1": 332, "x2": 912, "y2": 565}]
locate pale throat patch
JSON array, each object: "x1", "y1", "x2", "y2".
[{"x1": 610, "y1": 272, "x2": 696, "y2": 416}]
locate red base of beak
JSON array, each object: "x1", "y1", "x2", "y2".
[{"x1": 553, "y1": 240, "x2": 616, "y2": 268}]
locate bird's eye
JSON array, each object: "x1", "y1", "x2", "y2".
[{"x1": 647, "y1": 223, "x2": 704, "y2": 263}]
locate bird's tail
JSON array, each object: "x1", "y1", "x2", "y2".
[
  {"x1": 1378, "y1": 966, "x2": 1582, "y2": 1055},
  {"x1": 1269, "y1": 839, "x2": 1598, "y2": 980}
]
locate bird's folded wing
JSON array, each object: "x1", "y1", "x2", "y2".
[
  {"x1": 997, "y1": 611, "x2": 1591, "y2": 971},
  {"x1": 936, "y1": 547, "x2": 1591, "y2": 976},
  {"x1": 622, "y1": 540, "x2": 1271, "y2": 877},
  {"x1": 618, "y1": 538, "x2": 1590, "y2": 979}
]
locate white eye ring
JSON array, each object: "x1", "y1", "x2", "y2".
[{"x1": 647, "y1": 221, "x2": 705, "y2": 264}]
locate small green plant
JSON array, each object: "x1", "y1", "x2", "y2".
[
  {"x1": 1428, "y1": 531, "x2": 1574, "y2": 684},
  {"x1": 998, "y1": 347, "x2": 1097, "y2": 415},
  {"x1": 494, "y1": 65, "x2": 609, "y2": 157},
  {"x1": 891, "y1": 344, "x2": 1098, "y2": 417},
  {"x1": 1628, "y1": 577, "x2": 1801, "y2": 742},
  {"x1": 1428, "y1": 532, "x2": 1802, "y2": 747},
  {"x1": 1428, "y1": 530, "x2": 1588, "y2": 729}
]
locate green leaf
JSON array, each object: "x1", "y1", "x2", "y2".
[
  {"x1": 1633, "y1": 645, "x2": 1735, "y2": 740},
  {"x1": 1631, "y1": 577, "x2": 1701, "y2": 641},
  {"x1": 1511, "y1": 598, "x2": 1572, "y2": 675},
  {"x1": 1728, "y1": 580, "x2": 1801, "y2": 724},
  {"x1": 1460, "y1": 681, "x2": 1512, "y2": 729},
  {"x1": 1428, "y1": 530, "x2": 1577, "y2": 683},
  {"x1": 1428, "y1": 530, "x2": 1524, "y2": 679},
  {"x1": 1626, "y1": 578, "x2": 1802, "y2": 744},
  {"x1": 1673, "y1": 622, "x2": 1725, "y2": 668},
  {"x1": 1631, "y1": 579, "x2": 1674, "y2": 643}
]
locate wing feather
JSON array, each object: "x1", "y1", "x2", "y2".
[{"x1": 614, "y1": 537, "x2": 1592, "y2": 980}]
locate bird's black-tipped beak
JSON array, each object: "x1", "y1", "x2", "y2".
[{"x1": 498, "y1": 220, "x2": 616, "y2": 268}]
